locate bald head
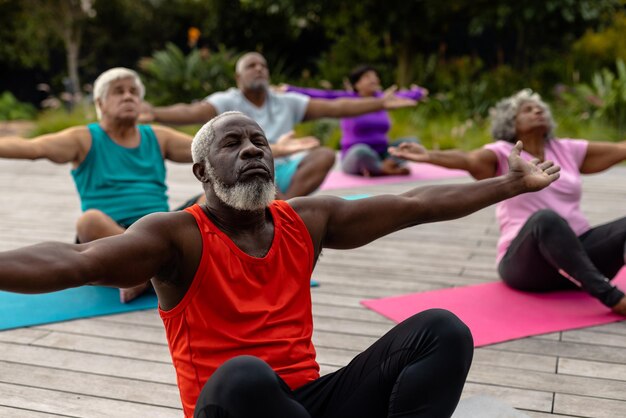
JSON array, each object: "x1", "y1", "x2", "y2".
[
  {"x1": 236, "y1": 52, "x2": 266, "y2": 74},
  {"x1": 235, "y1": 52, "x2": 269, "y2": 91},
  {"x1": 191, "y1": 111, "x2": 250, "y2": 163}
]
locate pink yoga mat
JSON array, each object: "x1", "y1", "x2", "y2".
[
  {"x1": 319, "y1": 163, "x2": 467, "y2": 191},
  {"x1": 362, "y1": 268, "x2": 626, "y2": 347}
]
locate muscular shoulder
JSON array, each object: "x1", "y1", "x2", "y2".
[
  {"x1": 129, "y1": 210, "x2": 197, "y2": 242},
  {"x1": 288, "y1": 195, "x2": 340, "y2": 232}
]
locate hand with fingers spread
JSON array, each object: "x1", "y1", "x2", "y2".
[
  {"x1": 388, "y1": 142, "x2": 429, "y2": 162},
  {"x1": 381, "y1": 86, "x2": 417, "y2": 109},
  {"x1": 272, "y1": 131, "x2": 320, "y2": 157},
  {"x1": 507, "y1": 141, "x2": 560, "y2": 192}
]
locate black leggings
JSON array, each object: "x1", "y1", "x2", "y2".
[
  {"x1": 499, "y1": 209, "x2": 626, "y2": 307},
  {"x1": 194, "y1": 309, "x2": 474, "y2": 418}
]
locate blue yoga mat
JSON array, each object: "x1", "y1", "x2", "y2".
[
  {"x1": 342, "y1": 194, "x2": 371, "y2": 200},
  {"x1": 0, "y1": 286, "x2": 158, "y2": 331}
]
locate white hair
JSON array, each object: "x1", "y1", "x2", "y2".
[
  {"x1": 490, "y1": 89, "x2": 556, "y2": 143},
  {"x1": 191, "y1": 111, "x2": 245, "y2": 163},
  {"x1": 93, "y1": 67, "x2": 145, "y2": 119}
]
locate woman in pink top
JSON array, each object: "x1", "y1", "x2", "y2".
[{"x1": 390, "y1": 89, "x2": 626, "y2": 314}]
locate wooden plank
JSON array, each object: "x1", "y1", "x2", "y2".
[
  {"x1": 558, "y1": 358, "x2": 626, "y2": 381},
  {"x1": 461, "y1": 382, "x2": 553, "y2": 413},
  {"x1": 0, "y1": 342, "x2": 176, "y2": 383},
  {"x1": 0, "y1": 406, "x2": 70, "y2": 418},
  {"x1": 553, "y1": 394, "x2": 626, "y2": 418},
  {"x1": 0, "y1": 382, "x2": 180, "y2": 418},
  {"x1": 468, "y1": 364, "x2": 626, "y2": 401},
  {"x1": 0, "y1": 361, "x2": 180, "y2": 408}
]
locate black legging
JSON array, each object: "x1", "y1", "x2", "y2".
[
  {"x1": 499, "y1": 209, "x2": 626, "y2": 307},
  {"x1": 194, "y1": 309, "x2": 474, "y2": 418}
]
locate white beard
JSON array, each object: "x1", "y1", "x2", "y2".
[{"x1": 206, "y1": 164, "x2": 276, "y2": 211}]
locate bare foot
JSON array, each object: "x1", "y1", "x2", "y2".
[
  {"x1": 611, "y1": 296, "x2": 626, "y2": 316},
  {"x1": 380, "y1": 159, "x2": 410, "y2": 176},
  {"x1": 119, "y1": 282, "x2": 151, "y2": 303}
]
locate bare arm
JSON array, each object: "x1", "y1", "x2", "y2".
[
  {"x1": 0, "y1": 126, "x2": 89, "y2": 164},
  {"x1": 152, "y1": 125, "x2": 193, "y2": 163},
  {"x1": 389, "y1": 142, "x2": 498, "y2": 179},
  {"x1": 293, "y1": 142, "x2": 560, "y2": 252},
  {"x1": 303, "y1": 88, "x2": 416, "y2": 121},
  {"x1": 0, "y1": 213, "x2": 176, "y2": 294},
  {"x1": 580, "y1": 140, "x2": 626, "y2": 174},
  {"x1": 145, "y1": 101, "x2": 217, "y2": 125}
]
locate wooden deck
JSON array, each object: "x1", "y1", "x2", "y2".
[{"x1": 0, "y1": 157, "x2": 625, "y2": 418}]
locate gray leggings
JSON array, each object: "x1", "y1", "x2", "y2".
[{"x1": 341, "y1": 138, "x2": 418, "y2": 176}]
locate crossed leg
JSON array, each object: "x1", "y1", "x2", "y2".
[{"x1": 193, "y1": 309, "x2": 473, "y2": 418}]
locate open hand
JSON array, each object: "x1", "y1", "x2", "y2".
[
  {"x1": 508, "y1": 141, "x2": 560, "y2": 192},
  {"x1": 388, "y1": 142, "x2": 429, "y2": 162},
  {"x1": 274, "y1": 131, "x2": 320, "y2": 156},
  {"x1": 271, "y1": 83, "x2": 289, "y2": 93},
  {"x1": 382, "y1": 86, "x2": 417, "y2": 109}
]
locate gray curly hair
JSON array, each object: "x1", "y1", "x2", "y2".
[
  {"x1": 191, "y1": 111, "x2": 246, "y2": 163},
  {"x1": 490, "y1": 89, "x2": 556, "y2": 143}
]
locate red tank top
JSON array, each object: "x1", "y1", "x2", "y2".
[{"x1": 159, "y1": 201, "x2": 318, "y2": 417}]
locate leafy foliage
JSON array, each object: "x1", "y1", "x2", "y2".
[
  {"x1": 0, "y1": 92, "x2": 37, "y2": 121},
  {"x1": 559, "y1": 59, "x2": 626, "y2": 137},
  {"x1": 139, "y1": 43, "x2": 237, "y2": 105}
]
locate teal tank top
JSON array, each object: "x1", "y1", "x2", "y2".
[{"x1": 71, "y1": 123, "x2": 169, "y2": 226}]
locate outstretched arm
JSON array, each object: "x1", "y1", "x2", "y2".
[
  {"x1": 389, "y1": 142, "x2": 498, "y2": 180},
  {"x1": 293, "y1": 142, "x2": 560, "y2": 252},
  {"x1": 142, "y1": 101, "x2": 217, "y2": 125},
  {"x1": 0, "y1": 213, "x2": 175, "y2": 294},
  {"x1": 0, "y1": 126, "x2": 88, "y2": 164},
  {"x1": 303, "y1": 88, "x2": 416, "y2": 121},
  {"x1": 580, "y1": 140, "x2": 626, "y2": 173},
  {"x1": 285, "y1": 85, "x2": 354, "y2": 99}
]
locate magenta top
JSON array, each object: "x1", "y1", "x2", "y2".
[
  {"x1": 483, "y1": 139, "x2": 591, "y2": 262},
  {"x1": 285, "y1": 85, "x2": 427, "y2": 157}
]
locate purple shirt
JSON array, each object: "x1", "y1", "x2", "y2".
[
  {"x1": 285, "y1": 86, "x2": 426, "y2": 157},
  {"x1": 483, "y1": 139, "x2": 591, "y2": 262}
]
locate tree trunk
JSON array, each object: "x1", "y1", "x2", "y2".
[
  {"x1": 65, "y1": 27, "x2": 81, "y2": 97},
  {"x1": 396, "y1": 42, "x2": 413, "y2": 87}
]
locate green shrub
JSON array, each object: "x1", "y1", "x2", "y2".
[
  {"x1": 140, "y1": 43, "x2": 237, "y2": 105},
  {"x1": 0, "y1": 91, "x2": 37, "y2": 121},
  {"x1": 558, "y1": 59, "x2": 626, "y2": 138},
  {"x1": 30, "y1": 107, "x2": 95, "y2": 137}
]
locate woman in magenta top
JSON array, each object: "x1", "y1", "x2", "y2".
[
  {"x1": 390, "y1": 89, "x2": 626, "y2": 315},
  {"x1": 286, "y1": 65, "x2": 427, "y2": 176}
]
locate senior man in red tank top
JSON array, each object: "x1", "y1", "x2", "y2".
[{"x1": 0, "y1": 112, "x2": 561, "y2": 418}]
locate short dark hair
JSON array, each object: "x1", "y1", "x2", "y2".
[{"x1": 348, "y1": 65, "x2": 377, "y2": 90}]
